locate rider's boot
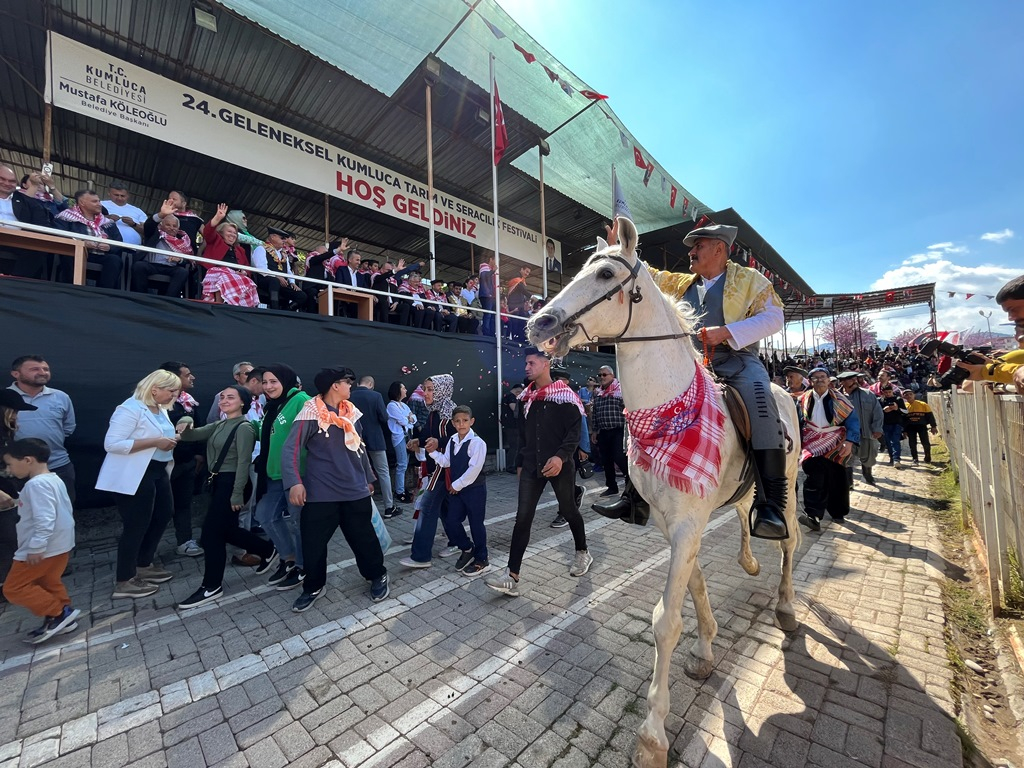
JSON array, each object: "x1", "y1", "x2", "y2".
[
  {"x1": 591, "y1": 478, "x2": 650, "y2": 526},
  {"x1": 750, "y1": 448, "x2": 789, "y2": 540}
]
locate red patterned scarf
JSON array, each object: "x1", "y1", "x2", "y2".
[
  {"x1": 624, "y1": 366, "x2": 726, "y2": 499},
  {"x1": 596, "y1": 377, "x2": 622, "y2": 399},
  {"x1": 518, "y1": 379, "x2": 585, "y2": 418},
  {"x1": 325, "y1": 254, "x2": 347, "y2": 279},
  {"x1": 177, "y1": 391, "x2": 198, "y2": 413},
  {"x1": 159, "y1": 230, "x2": 193, "y2": 255},
  {"x1": 798, "y1": 389, "x2": 854, "y2": 465},
  {"x1": 294, "y1": 396, "x2": 364, "y2": 452},
  {"x1": 56, "y1": 206, "x2": 111, "y2": 238}
]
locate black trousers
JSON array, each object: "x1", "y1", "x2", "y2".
[
  {"x1": 0, "y1": 507, "x2": 17, "y2": 584},
  {"x1": 60, "y1": 251, "x2": 122, "y2": 288},
  {"x1": 300, "y1": 497, "x2": 385, "y2": 594},
  {"x1": 802, "y1": 456, "x2": 850, "y2": 521},
  {"x1": 171, "y1": 459, "x2": 198, "y2": 546},
  {"x1": 596, "y1": 427, "x2": 629, "y2": 491},
  {"x1": 905, "y1": 426, "x2": 932, "y2": 462},
  {"x1": 508, "y1": 465, "x2": 586, "y2": 575},
  {"x1": 131, "y1": 261, "x2": 189, "y2": 297},
  {"x1": 200, "y1": 473, "x2": 272, "y2": 589},
  {"x1": 457, "y1": 316, "x2": 480, "y2": 334},
  {"x1": 114, "y1": 460, "x2": 174, "y2": 581}
]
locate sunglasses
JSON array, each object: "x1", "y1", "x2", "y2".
[{"x1": 598, "y1": 373, "x2": 612, "y2": 377}]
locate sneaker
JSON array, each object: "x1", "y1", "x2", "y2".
[
  {"x1": 176, "y1": 540, "x2": 204, "y2": 557},
  {"x1": 485, "y1": 568, "x2": 519, "y2": 597},
  {"x1": 599, "y1": 488, "x2": 619, "y2": 498},
  {"x1": 399, "y1": 556, "x2": 432, "y2": 569},
  {"x1": 292, "y1": 587, "x2": 325, "y2": 613},
  {"x1": 254, "y1": 549, "x2": 279, "y2": 576},
  {"x1": 895, "y1": 463, "x2": 904, "y2": 471},
  {"x1": 250, "y1": 525, "x2": 265, "y2": 535},
  {"x1": 136, "y1": 565, "x2": 174, "y2": 584},
  {"x1": 25, "y1": 619, "x2": 79, "y2": 643},
  {"x1": 382, "y1": 506, "x2": 403, "y2": 519},
  {"x1": 267, "y1": 560, "x2": 292, "y2": 586},
  {"x1": 463, "y1": 560, "x2": 492, "y2": 578},
  {"x1": 798, "y1": 514, "x2": 821, "y2": 532},
  {"x1": 439, "y1": 546, "x2": 462, "y2": 558},
  {"x1": 454, "y1": 550, "x2": 475, "y2": 572},
  {"x1": 32, "y1": 606, "x2": 81, "y2": 644},
  {"x1": 550, "y1": 515, "x2": 569, "y2": 529},
  {"x1": 573, "y1": 485, "x2": 585, "y2": 511},
  {"x1": 569, "y1": 550, "x2": 594, "y2": 577},
  {"x1": 370, "y1": 573, "x2": 390, "y2": 602},
  {"x1": 178, "y1": 586, "x2": 223, "y2": 610},
  {"x1": 112, "y1": 577, "x2": 159, "y2": 599},
  {"x1": 276, "y1": 567, "x2": 305, "y2": 591}
]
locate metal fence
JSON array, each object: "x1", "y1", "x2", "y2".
[{"x1": 930, "y1": 387, "x2": 1024, "y2": 615}]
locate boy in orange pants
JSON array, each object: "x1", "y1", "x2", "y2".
[{"x1": 2, "y1": 438, "x2": 80, "y2": 644}]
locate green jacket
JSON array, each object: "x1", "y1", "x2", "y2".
[
  {"x1": 180, "y1": 416, "x2": 256, "y2": 506},
  {"x1": 265, "y1": 388, "x2": 311, "y2": 480}
]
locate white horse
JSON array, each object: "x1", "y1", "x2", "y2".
[{"x1": 527, "y1": 217, "x2": 802, "y2": 768}]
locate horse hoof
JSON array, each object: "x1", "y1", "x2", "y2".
[
  {"x1": 776, "y1": 609, "x2": 799, "y2": 633},
  {"x1": 632, "y1": 734, "x2": 668, "y2": 768},
  {"x1": 683, "y1": 654, "x2": 714, "y2": 680},
  {"x1": 738, "y1": 557, "x2": 760, "y2": 576}
]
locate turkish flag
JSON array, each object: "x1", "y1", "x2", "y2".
[
  {"x1": 642, "y1": 162, "x2": 654, "y2": 187},
  {"x1": 580, "y1": 90, "x2": 608, "y2": 100},
  {"x1": 682, "y1": 196, "x2": 690, "y2": 212},
  {"x1": 542, "y1": 65, "x2": 559, "y2": 83},
  {"x1": 513, "y1": 42, "x2": 536, "y2": 64},
  {"x1": 670, "y1": 185, "x2": 677, "y2": 208},
  {"x1": 493, "y1": 80, "x2": 508, "y2": 166},
  {"x1": 633, "y1": 146, "x2": 646, "y2": 168}
]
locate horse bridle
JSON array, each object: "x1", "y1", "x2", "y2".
[{"x1": 550, "y1": 253, "x2": 694, "y2": 346}]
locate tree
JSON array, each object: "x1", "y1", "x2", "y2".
[
  {"x1": 891, "y1": 327, "x2": 927, "y2": 347},
  {"x1": 819, "y1": 313, "x2": 877, "y2": 352}
]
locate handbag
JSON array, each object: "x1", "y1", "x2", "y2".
[
  {"x1": 370, "y1": 499, "x2": 392, "y2": 554},
  {"x1": 577, "y1": 459, "x2": 595, "y2": 479},
  {"x1": 205, "y1": 422, "x2": 254, "y2": 503}
]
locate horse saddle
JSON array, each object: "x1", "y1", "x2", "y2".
[{"x1": 720, "y1": 384, "x2": 751, "y2": 451}]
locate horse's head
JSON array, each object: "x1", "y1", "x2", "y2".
[{"x1": 528, "y1": 216, "x2": 646, "y2": 357}]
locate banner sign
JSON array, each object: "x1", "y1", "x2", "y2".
[{"x1": 44, "y1": 32, "x2": 557, "y2": 266}]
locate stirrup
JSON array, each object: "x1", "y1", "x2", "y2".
[{"x1": 749, "y1": 504, "x2": 789, "y2": 541}]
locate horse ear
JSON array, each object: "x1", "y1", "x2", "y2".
[
  {"x1": 618, "y1": 216, "x2": 638, "y2": 257},
  {"x1": 596, "y1": 236, "x2": 609, "y2": 252}
]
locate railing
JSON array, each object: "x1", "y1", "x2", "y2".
[
  {"x1": 0, "y1": 218, "x2": 496, "y2": 319},
  {"x1": 930, "y1": 386, "x2": 1024, "y2": 615}
]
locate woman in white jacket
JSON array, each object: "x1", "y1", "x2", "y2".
[{"x1": 96, "y1": 370, "x2": 184, "y2": 600}]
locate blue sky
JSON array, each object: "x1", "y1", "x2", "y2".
[{"x1": 500, "y1": 0, "x2": 1023, "y2": 340}]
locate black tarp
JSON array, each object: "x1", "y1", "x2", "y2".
[{"x1": 1, "y1": 278, "x2": 612, "y2": 508}]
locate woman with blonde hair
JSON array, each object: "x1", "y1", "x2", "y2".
[
  {"x1": 200, "y1": 203, "x2": 259, "y2": 307},
  {"x1": 96, "y1": 369, "x2": 185, "y2": 600}
]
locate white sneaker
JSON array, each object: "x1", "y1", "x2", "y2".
[
  {"x1": 399, "y1": 556, "x2": 432, "y2": 569},
  {"x1": 438, "y1": 546, "x2": 462, "y2": 558},
  {"x1": 484, "y1": 568, "x2": 519, "y2": 597},
  {"x1": 570, "y1": 550, "x2": 594, "y2": 577},
  {"x1": 177, "y1": 540, "x2": 204, "y2": 557}
]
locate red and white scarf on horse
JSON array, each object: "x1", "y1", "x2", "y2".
[
  {"x1": 624, "y1": 366, "x2": 725, "y2": 499},
  {"x1": 159, "y1": 230, "x2": 193, "y2": 255},
  {"x1": 518, "y1": 379, "x2": 585, "y2": 418},
  {"x1": 797, "y1": 389, "x2": 853, "y2": 465},
  {"x1": 596, "y1": 377, "x2": 622, "y2": 399},
  {"x1": 56, "y1": 207, "x2": 111, "y2": 238}
]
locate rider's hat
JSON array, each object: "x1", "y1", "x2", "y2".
[
  {"x1": 782, "y1": 366, "x2": 807, "y2": 377},
  {"x1": 682, "y1": 224, "x2": 738, "y2": 249}
]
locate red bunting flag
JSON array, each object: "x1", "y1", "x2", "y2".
[
  {"x1": 542, "y1": 65, "x2": 559, "y2": 83},
  {"x1": 580, "y1": 90, "x2": 608, "y2": 100},
  {"x1": 682, "y1": 196, "x2": 690, "y2": 212},
  {"x1": 493, "y1": 79, "x2": 508, "y2": 166},
  {"x1": 965, "y1": 293, "x2": 974, "y2": 299},
  {"x1": 633, "y1": 146, "x2": 646, "y2": 168},
  {"x1": 642, "y1": 162, "x2": 654, "y2": 187},
  {"x1": 670, "y1": 185, "x2": 677, "y2": 208},
  {"x1": 513, "y1": 42, "x2": 536, "y2": 64}
]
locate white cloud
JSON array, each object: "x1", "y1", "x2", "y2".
[
  {"x1": 927, "y1": 242, "x2": 953, "y2": 250},
  {"x1": 981, "y1": 228, "x2": 1014, "y2": 243},
  {"x1": 901, "y1": 253, "x2": 940, "y2": 265}
]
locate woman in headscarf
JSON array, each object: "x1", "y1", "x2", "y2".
[
  {"x1": 253, "y1": 364, "x2": 310, "y2": 592},
  {"x1": 282, "y1": 367, "x2": 387, "y2": 611},
  {"x1": 223, "y1": 210, "x2": 263, "y2": 256},
  {"x1": 399, "y1": 374, "x2": 462, "y2": 568}
]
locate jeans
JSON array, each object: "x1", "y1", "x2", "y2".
[
  {"x1": 446, "y1": 485, "x2": 488, "y2": 563},
  {"x1": 597, "y1": 428, "x2": 629, "y2": 492},
  {"x1": 391, "y1": 433, "x2": 409, "y2": 494},
  {"x1": 479, "y1": 295, "x2": 496, "y2": 336},
  {"x1": 114, "y1": 460, "x2": 174, "y2": 582},
  {"x1": 409, "y1": 484, "x2": 460, "y2": 563},
  {"x1": 367, "y1": 450, "x2": 394, "y2": 509},
  {"x1": 255, "y1": 478, "x2": 303, "y2": 567},
  {"x1": 301, "y1": 497, "x2": 385, "y2": 594},
  {"x1": 201, "y1": 473, "x2": 273, "y2": 590},
  {"x1": 508, "y1": 465, "x2": 586, "y2": 575},
  {"x1": 882, "y1": 424, "x2": 904, "y2": 463}
]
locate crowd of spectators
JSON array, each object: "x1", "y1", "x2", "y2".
[{"x1": 0, "y1": 167, "x2": 557, "y2": 339}]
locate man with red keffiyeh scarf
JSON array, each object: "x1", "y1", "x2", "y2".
[
  {"x1": 53, "y1": 189, "x2": 123, "y2": 289},
  {"x1": 485, "y1": 348, "x2": 594, "y2": 597},
  {"x1": 130, "y1": 214, "x2": 192, "y2": 297},
  {"x1": 159, "y1": 361, "x2": 207, "y2": 558}
]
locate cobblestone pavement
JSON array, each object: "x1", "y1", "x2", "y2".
[{"x1": 0, "y1": 460, "x2": 962, "y2": 767}]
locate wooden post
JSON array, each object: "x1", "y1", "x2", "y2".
[{"x1": 42, "y1": 104, "x2": 53, "y2": 164}]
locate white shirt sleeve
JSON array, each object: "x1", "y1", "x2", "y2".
[
  {"x1": 725, "y1": 293, "x2": 784, "y2": 350},
  {"x1": 250, "y1": 245, "x2": 268, "y2": 271},
  {"x1": 451, "y1": 437, "x2": 487, "y2": 491}
]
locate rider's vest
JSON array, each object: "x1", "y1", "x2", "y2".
[{"x1": 684, "y1": 277, "x2": 759, "y2": 357}]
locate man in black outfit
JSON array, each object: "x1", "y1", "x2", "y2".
[
  {"x1": 348, "y1": 375, "x2": 401, "y2": 519},
  {"x1": 0, "y1": 164, "x2": 64, "y2": 280},
  {"x1": 160, "y1": 361, "x2": 206, "y2": 558}
]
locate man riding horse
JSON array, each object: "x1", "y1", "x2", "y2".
[{"x1": 592, "y1": 222, "x2": 790, "y2": 540}]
